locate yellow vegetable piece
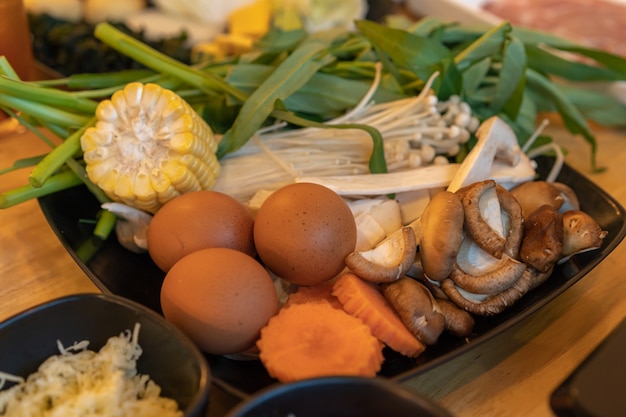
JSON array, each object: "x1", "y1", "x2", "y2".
[
  {"x1": 228, "y1": 0, "x2": 272, "y2": 38},
  {"x1": 192, "y1": 33, "x2": 255, "y2": 62},
  {"x1": 191, "y1": 42, "x2": 227, "y2": 64},
  {"x1": 215, "y1": 33, "x2": 256, "y2": 56},
  {"x1": 81, "y1": 82, "x2": 220, "y2": 213}
]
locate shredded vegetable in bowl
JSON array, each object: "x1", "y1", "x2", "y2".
[{"x1": 0, "y1": 324, "x2": 182, "y2": 417}]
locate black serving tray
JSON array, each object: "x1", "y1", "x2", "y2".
[{"x1": 38, "y1": 155, "x2": 626, "y2": 400}]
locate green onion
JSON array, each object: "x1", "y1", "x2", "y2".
[
  {"x1": 217, "y1": 29, "x2": 342, "y2": 157},
  {"x1": 29, "y1": 119, "x2": 95, "y2": 188},
  {"x1": 93, "y1": 210, "x2": 118, "y2": 240},
  {"x1": 0, "y1": 76, "x2": 98, "y2": 114},
  {"x1": 0, "y1": 95, "x2": 91, "y2": 128},
  {"x1": 93, "y1": 22, "x2": 248, "y2": 102},
  {"x1": 0, "y1": 170, "x2": 83, "y2": 208}
]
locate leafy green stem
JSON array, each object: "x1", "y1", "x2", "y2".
[
  {"x1": 0, "y1": 76, "x2": 98, "y2": 114},
  {"x1": 0, "y1": 170, "x2": 83, "y2": 208},
  {"x1": 29, "y1": 118, "x2": 96, "y2": 188},
  {"x1": 94, "y1": 23, "x2": 248, "y2": 102}
]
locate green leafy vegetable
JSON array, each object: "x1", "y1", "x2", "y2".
[
  {"x1": 525, "y1": 68, "x2": 600, "y2": 170},
  {"x1": 217, "y1": 29, "x2": 341, "y2": 157}
]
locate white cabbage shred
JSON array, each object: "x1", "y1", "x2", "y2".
[{"x1": 0, "y1": 324, "x2": 182, "y2": 417}]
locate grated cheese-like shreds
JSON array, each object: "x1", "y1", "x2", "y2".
[{"x1": 0, "y1": 324, "x2": 183, "y2": 417}]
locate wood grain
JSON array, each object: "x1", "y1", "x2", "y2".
[{"x1": 0, "y1": 126, "x2": 98, "y2": 322}]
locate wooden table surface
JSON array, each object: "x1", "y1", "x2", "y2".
[{"x1": 1, "y1": 117, "x2": 625, "y2": 416}]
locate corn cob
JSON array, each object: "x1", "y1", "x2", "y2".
[{"x1": 81, "y1": 82, "x2": 220, "y2": 213}]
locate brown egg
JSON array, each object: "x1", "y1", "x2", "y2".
[
  {"x1": 147, "y1": 190, "x2": 255, "y2": 272},
  {"x1": 253, "y1": 182, "x2": 357, "y2": 286},
  {"x1": 160, "y1": 247, "x2": 278, "y2": 355}
]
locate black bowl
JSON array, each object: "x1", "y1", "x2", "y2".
[
  {"x1": 0, "y1": 293, "x2": 211, "y2": 416},
  {"x1": 224, "y1": 376, "x2": 454, "y2": 417}
]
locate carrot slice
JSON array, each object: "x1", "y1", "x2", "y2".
[
  {"x1": 332, "y1": 272, "x2": 425, "y2": 358},
  {"x1": 284, "y1": 282, "x2": 343, "y2": 309},
  {"x1": 257, "y1": 302, "x2": 384, "y2": 382}
]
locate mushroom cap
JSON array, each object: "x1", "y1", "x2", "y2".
[
  {"x1": 456, "y1": 180, "x2": 523, "y2": 259},
  {"x1": 441, "y1": 267, "x2": 536, "y2": 316},
  {"x1": 383, "y1": 277, "x2": 445, "y2": 345},
  {"x1": 552, "y1": 182, "x2": 580, "y2": 211},
  {"x1": 345, "y1": 226, "x2": 417, "y2": 283},
  {"x1": 496, "y1": 184, "x2": 524, "y2": 259},
  {"x1": 519, "y1": 204, "x2": 564, "y2": 273},
  {"x1": 561, "y1": 210, "x2": 608, "y2": 259},
  {"x1": 449, "y1": 254, "x2": 527, "y2": 295},
  {"x1": 510, "y1": 180, "x2": 564, "y2": 219},
  {"x1": 457, "y1": 180, "x2": 506, "y2": 258},
  {"x1": 419, "y1": 191, "x2": 464, "y2": 281}
]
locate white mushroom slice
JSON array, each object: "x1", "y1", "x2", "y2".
[
  {"x1": 353, "y1": 211, "x2": 387, "y2": 252},
  {"x1": 396, "y1": 188, "x2": 431, "y2": 225},
  {"x1": 447, "y1": 116, "x2": 523, "y2": 193},
  {"x1": 349, "y1": 197, "x2": 404, "y2": 252},
  {"x1": 489, "y1": 153, "x2": 536, "y2": 190},
  {"x1": 345, "y1": 226, "x2": 417, "y2": 283},
  {"x1": 455, "y1": 237, "x2": 501, "y2": 276},
  {"x1": 369, "y1": 199, "x2": 403, "y2": 236}
]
